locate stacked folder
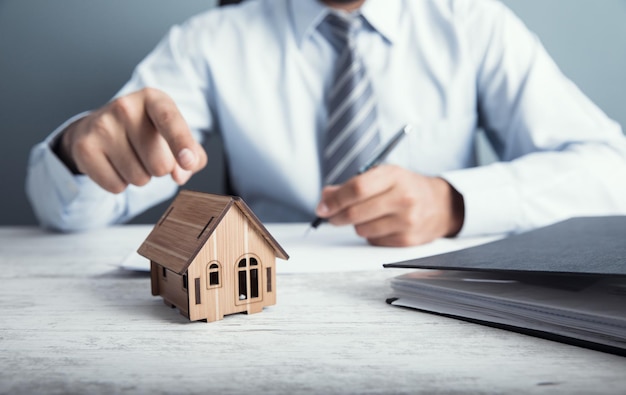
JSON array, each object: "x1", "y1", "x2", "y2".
[{"x1": 384, "y1": 216, "x2": 626, "y2": 355}]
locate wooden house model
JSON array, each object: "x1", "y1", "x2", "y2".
[{"x1": 137, "y1": 190, "x2": 289, "y2": 322}]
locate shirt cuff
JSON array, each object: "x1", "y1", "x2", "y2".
[
  {"x1": 441, "y1": 163, "x2": 521, "y2": 237},
  {"x1": 41, "y1": 111, "x2": 94, "y2": 206}
]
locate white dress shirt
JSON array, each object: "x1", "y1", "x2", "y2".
[{"x1": 26, "y1": 0, "x2": 626, "y2": 236}]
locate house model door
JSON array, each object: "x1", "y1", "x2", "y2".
[{"x1": 236, "y1": 255, "x2": 263, "y2": 304}]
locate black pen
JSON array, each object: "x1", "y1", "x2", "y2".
[{"x1": 307, "y1": 124, "x2": 412, "y2": 232}]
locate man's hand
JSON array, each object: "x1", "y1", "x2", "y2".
[
  {"x1": 56, "y1": 88, "x2": 207, "y2": 193},
  {"x1": 315, "y1": 165, "x2": 464, "y2": 247}
]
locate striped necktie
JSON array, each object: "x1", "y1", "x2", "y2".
[{"x1": 319, "y1": 12, "x2": 381, "y2": 185}]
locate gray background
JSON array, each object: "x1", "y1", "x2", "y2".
[{"x1": 1, "y1": 0, "x2": 625, "y2": 226}]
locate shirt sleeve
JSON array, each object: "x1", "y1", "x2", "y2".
[
  {"x1": 25, "y1": 113, "x2": 180, "y2": 231},
  {"x1": 441, "y1": 1, "x2": 626, "y2": 237},
  {"x1": 25, "y1": 18, "x2": 213, "y2": 232}
]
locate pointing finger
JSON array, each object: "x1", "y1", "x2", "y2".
[{"x1": 143, "y1": 89, "x2": 204, "y2": 171}]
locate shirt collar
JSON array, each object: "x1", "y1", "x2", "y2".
[{"x1": 289, "y1": 0, "x2": 401, "y2": 47}]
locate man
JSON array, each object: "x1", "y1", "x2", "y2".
[{"x1": 26, "y1": 0, "x2": 626, "y2": 246}]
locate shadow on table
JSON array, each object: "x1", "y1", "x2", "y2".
[{"x1": 90, "y1": 268, "x2": 194, "y2": 325}]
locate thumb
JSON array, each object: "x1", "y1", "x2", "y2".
[{"x1": 171, "y1": 164, "x2": 193, "y2": 185}]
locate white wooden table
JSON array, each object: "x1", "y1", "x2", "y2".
[{"x1": 1, "y1": 225, "x2": 625, "y2": 394}]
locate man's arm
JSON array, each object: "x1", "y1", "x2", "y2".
[
  {"x1": 26, "y1": 89, "x2": 207, "y2": 232},
  {"x1": 26, "y1": 18, "x2": 214, "y2": 231},
  {"x1": 442, "y1": 0, "x2": 626, "y2": 237}
]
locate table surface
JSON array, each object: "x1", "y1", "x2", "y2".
[{"x1": 1, "y1": 225, "x2": 625, "y2": 395}]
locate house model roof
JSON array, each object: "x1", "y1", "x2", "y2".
[{"x1": 137, "y1": 190, "x2": 289, "y2": 274}]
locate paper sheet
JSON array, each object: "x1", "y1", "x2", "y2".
[{"x1": 120, "y1": 223, "x2": 501, "y2": 274}]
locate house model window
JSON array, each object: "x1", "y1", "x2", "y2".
[
  {"x1": 207, "y1": 262, "x2": 221, "y2": 288},
  {"x1": 137, "y1": 191, "x2": 289, "y2": 323}
]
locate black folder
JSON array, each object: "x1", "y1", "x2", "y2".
[
  {"x1": 384, "y1": 216, "x2": 626, "y2": 276},
  {"x1": 384, "y1": 216, "x2": 626, "y2": 355}
]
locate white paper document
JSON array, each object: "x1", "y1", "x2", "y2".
[{"x1": 120, "y1": 223, "x2": 501, "y2": 274}]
